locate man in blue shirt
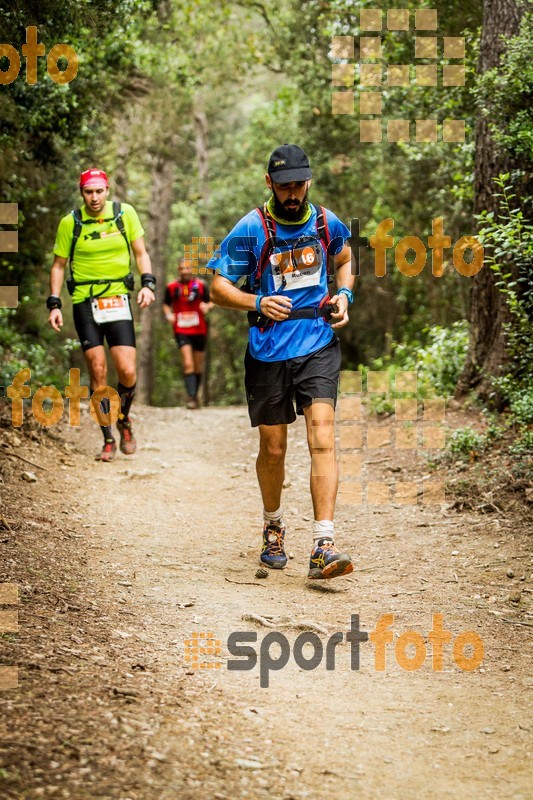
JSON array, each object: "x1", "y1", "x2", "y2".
[{"x1": 210, "y1": 144, "x2": 355, "y2": 580}]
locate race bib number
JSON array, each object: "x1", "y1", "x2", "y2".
[
  {"x1": 91, "y1": 294, "x2": 132, "y2": 324},
  {"x1": 271, "y1": 238, "x2": 323, "y2": 291},
  {"x1": 177, "y1": 311, "x2": 200, "y2": 328}
]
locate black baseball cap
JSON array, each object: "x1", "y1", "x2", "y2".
[{"x1": 267, "y1": 144, "x2": 312, "y2": 183}]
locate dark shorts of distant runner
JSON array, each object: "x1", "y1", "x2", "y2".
[
  {"x1": 244, "y1": 336, "x2": 341, "y2": 427},
  {"x1": 73, "y1": 298, "x2": 136, "y2": 351},
  {"x1": 175, "y1": 333, "x2": 207, "y2": 352}
]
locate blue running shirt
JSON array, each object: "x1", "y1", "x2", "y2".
[{"x1": 209, "y1": 205, "x2": 350, "y2": 361}]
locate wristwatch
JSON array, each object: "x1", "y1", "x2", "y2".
[
  {"x1": 338, "y1": 287, "x2": 353, "y2": 305},
  {"x1": 46, "y1": 295, "x2": 62, "y2": 310},
  {"x1": 141, "y1": 273, "x2": 156, "y2": 292}
]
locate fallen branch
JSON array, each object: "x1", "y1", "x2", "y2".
[
  {"x1": 1, "y1": 447, "x2": 47, "y2": 471},
  {"x1": 307, "y1": 582, "x2": 349, "y2": 593},
  {"x1": 315, "y1": 768, "x2": 363, "y2": 780},
  {"x1": 242, "y1": 612, "x2": 329, "y2": 635},
  {"x1": 225, "y1": 578, "x2": 268, "y2": 588},
  {"x1": 444, "y1": 573, "x2": 459, "y2": 584},
  {"x1": 498, "y1": 618, "x2": 533, "y2": 629},
  {"x1": 366, "y1": 457, "x2": 391, "y2": 464},
  {"x1": 0, "y1": 741, "x2": 43, "y2": 751},
  {"x1": 351, "y1": 565, "x2": 383, "y2": 573},
  {"x1": 0, "y1": 516, "x2": 13, "y2": 533},
  {"x1": 476, "y1": 501, "x2": 504, "y2": 515}
]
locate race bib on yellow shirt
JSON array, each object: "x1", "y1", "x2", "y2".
[{"x1": 91, "y1": 294, "x2": 132, "y2": 324}]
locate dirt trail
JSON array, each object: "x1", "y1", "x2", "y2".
[{"x1": 2, "y1": 401, "x2": 532, "y2": 799}]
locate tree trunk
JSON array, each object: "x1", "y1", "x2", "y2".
[
  {"x1": 114, "y1": 134, "x2": 129, "y2": 200},
  {"x1": 194, "y1": 101, "x2": 210, "y2": 237},
  {"x1": 455, "y1": 0, "x2": 522, "y2": 403},
  {"x1": 193, "y1": 97, "x2": 211, "y2": 405},
  {"x1": 137, "y1": 154, "x2": 175, "y2": 404}
]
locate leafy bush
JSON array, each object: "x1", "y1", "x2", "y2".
[
  {"x1": 362, "y1": 321, "x2": 470, "y2": 415},
  {"x1": 475, "y1": 12, "x2": 533, "y2": 162},
  {"x1": 0, "y1": 307, "x2": 72, "y2": 392},
  {"x1": 447, "y1": 426, "x2": 485, "y2": 457},
  {"x1": 477, "y1": 178, "x2": 533, "y2": 448},
  {"x1": 394, "y1": 322, "x2": 470, "y2": 397},
  {"x1": 509, "y1": 429, "x2": 533, "y2": 456}
]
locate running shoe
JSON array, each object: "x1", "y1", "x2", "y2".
[
  {"x1": 308, "y1": 538, "x2": 353, "y2": 580},
  {"x1": 260, "y1": 522, "x2": 287, "y2": 569},
  {"x1": 186, "y1": 397, "x2": 199, "y2": 410},
  {"x1": 96, "y1": 438, "x2": 117, "y2": 462},
  {"x1": 116, "y1": 418, "x2": 137, "y2": 455}
]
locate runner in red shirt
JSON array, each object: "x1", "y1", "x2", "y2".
[{"x1": 163, "y1": 258, "x2": 213, "y2": 408}]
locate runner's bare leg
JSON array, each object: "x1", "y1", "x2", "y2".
[
  {"x1": 84, "y1": 345, "x2": 114, "y2": 444},
  {"x1": 179, "y1": 343, "x2": 194, "y2": 375},
  {"x1": 83, "y1": 345, "x2": 107, "y2": 389},
  {"x1": 303, "y1": 401, "x2": 337, "y2": 520},
  {"x1": 109, "y1": 345, "x2": 137, "y2": 387},
  {"x1": 256, "y1": 424, "x2": 288, "y2": 512}
]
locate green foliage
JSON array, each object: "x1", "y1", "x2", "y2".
[
  {"x1": 508, "y1": 390, "x2": 533, "y2": 427},
  {"x1": 447, "y1": 426, "x2": 485, "y2": 457},
  {"x1": 394, "y1": 322, "x2": 470, "y2": 397},
  {"x1": 0, "y1": 0, "x2": 154, "y2": 392},
  {"x1": 0, "y1": 0, "x2": 528, "y2": 411},
  {"x1": 509, "y1": 429, "x2": 533, "y2": 456},
  {"x1": 477, "y1": 177, "x2": 533, "y2": 438},
  {"x1": 0, "y1": 308, "x2": 72, "y2": 389},
  {"x1": 365, "y1": 321, "x2": 469, "y2": 410},
  {"x1": 475, "y1": 13, "x2": 533, "y2": 163}
]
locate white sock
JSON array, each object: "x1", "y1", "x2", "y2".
[
  {"x1": 264, "y1": 507, "x2": 283, "y2": 525},
  {"x1": 313, "y1": 519, "x2": 334, "y2": 544}
]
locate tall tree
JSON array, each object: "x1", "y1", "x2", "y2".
[
  {"x1": 456, "y1": 0, "x2": 525, "y2": 402},
  {"x1": 137, "y1": 150, "x2": 175, "y2": 403}
]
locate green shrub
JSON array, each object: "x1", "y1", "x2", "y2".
[
  {"x1": 0, "y1": 307, "x2": 72, "y2": 391},
  {"x1": 448, "y1": 426, "x2": 485, "y2": 457},
  {"x1": 397, "y1": 321, "x2": 470, "y2": 397},
  {"x1": 509, "y1": 429, "x2": 533, "y2": 456},
  {"x1": 477, "y1": 178, "x2": 533, "y2": 452},
  {"x1": 361, "y1": 321, "x2": 470, "y2": 415}
]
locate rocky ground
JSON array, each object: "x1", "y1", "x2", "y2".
[{"x1": 0, "y1": 399, "x2": 531, "y2": 799}]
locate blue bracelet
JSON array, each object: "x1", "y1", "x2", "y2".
[
  {"x1": 255, "y1": 293, "x2": 264, "y2": 313},
  {"x1": 338, "y1": 287, "x2": 353, "y2": 305}
]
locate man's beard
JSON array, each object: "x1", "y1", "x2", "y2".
[{"x1": 272, "y1": 187, "x2": 310, "y2": 222}]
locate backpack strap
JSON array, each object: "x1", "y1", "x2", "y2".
[
  {"x1": 251, "y1": 204, "x2": 333, "y2": 294},
  {"x1": 66, "y1": 203, "x2": 132, "y2": 296},
  {"x1": 66, "y1": 208, "x2": 84, "y2": 294},
  {"x1": 69, "y1": 208, "x2": 83, "y2": 267},
  {"x1": 314, "y1": 204, "x2": 334, "y2": 284},
  {"x1": 252, "y1": 205, "x2": 277, "y2": 293},
  {"x1": 69, "y1": 203, "x2": 130, "y2": 265},
  {"x1": 194, "y1": 280, "x2": 206, "y2": 299},
  {"x1": 112, "y1": 200, "x2": 130, "y2": 256}
]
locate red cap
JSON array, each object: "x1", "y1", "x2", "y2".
[{"x1": 79, "y1": 168, "x2": 109, "y2": 188}]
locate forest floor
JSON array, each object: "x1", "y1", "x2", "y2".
[{"x1": 0, "y1": 398, "x2": 532, "y2": 800}]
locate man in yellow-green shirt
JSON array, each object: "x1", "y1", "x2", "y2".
[{"x1": 48, "y1": 168, "x2": 156, "y2": 462}]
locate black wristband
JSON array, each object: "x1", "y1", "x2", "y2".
[
  {"x1": 141, "y1": 273, "x2": 156, "y2": 292},
  {"x1": 46, "y1": 295, "x2": 62, "y2": 310}
]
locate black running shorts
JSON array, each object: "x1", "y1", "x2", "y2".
[
  {"x1": 175, "y1": 333, "x2": 207, "y2": 351},
  {"x1": 73, "y1": 298, "x2": 136, "y2": 352},
  {"x1": 244, "y1": 336, "x2": 341, "y2": 427}
]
